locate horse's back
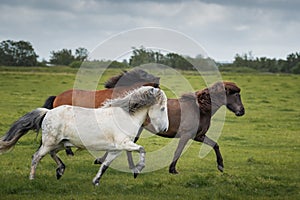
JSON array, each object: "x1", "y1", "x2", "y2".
[
  {"x1": 42, "y1": 105, "x2": 130, "y2": 150},
  {"x1": 52, "y1": 85, "x2": 156, "y2": 109},
  {"x1": 53, "y1": 89, "x2": 112, "y2": 108},
  {"x1": 53, "y1": 90, "x2": 74, "y2": 108}
]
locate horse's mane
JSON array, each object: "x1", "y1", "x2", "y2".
[
  {"x1": 195, "y1": 89, "x2": 211, "y2": 113},
  {"x1": 208, "y1": 81, "x2": 240, "y2": 94},
  {"x1": 104, "y1": 72, "x2": 125, "y2": 88},
  {"x1": 102, "y1": 87, "x2": 161, "y2": 115},
  {"x1": 179, "y1": 92, "x2": 210, "y2": 113},
  {"x1": 104, "y1": 69, "x2": 160, "y2": 88}
]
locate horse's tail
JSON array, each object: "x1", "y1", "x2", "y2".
[
  {"x1": 0, "y1": 108, "x2": 49, "y2": 154},
  {"x1": 42, "y1": 96, "x2": 56, "y2": 109}
]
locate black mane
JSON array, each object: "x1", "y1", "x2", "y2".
[{"x1": 104, "y1": 69, "x2": 160, "y2": 88}]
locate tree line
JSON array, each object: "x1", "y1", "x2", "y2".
[
  {"x1": 0, "y1": 40, "x2": 89, "y2": 67},
  {"x1": 221, "y1": 51, "x2": 300, "y2": 74},
  {"x1": 0, "y1": 40, "x2": 38, "y2": 66},
  {"x1": 0, "y1": 40, "x2": 299, "y2": 74}
]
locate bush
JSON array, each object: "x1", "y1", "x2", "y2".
[
  {"x1": 69, "y1": 61, "x2": 83, "y2": 68},
  {"x1": 291, "y1": 63, "x2": 300, "y2": 74}
]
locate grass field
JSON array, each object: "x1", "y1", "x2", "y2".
[{"x1": 0, "y1": 67, "x2": 299, "y2": 199}]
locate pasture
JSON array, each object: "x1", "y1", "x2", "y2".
[{"x1": 0, "y1": 66, "x2": 299, "y2": 199}]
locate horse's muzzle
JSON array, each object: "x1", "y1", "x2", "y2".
[{"x1": 235, "y1": 107, "x2": 245, "y2": 116}]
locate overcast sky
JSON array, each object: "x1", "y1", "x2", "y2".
[{"x1": 0, "y1": 0, "x2": 299, "y2": 62}]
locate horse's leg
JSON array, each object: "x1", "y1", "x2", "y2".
[
  {"x1": 132, "y1": 146, "x2": 146, "y2": 178},
  {"x1": 50, "y1": 150, "x2": 66, "y2": 179},
  {"x1": 94, "y1": 127, "x2": 143, "y2": 169},
  {"x1": 213, "y1": 143, "x2": 223, "y2": 172},
  {"x1": 134, "y1": 126, "x2": 144, "y2": 143},
  {"x1": 169, "y1": 134, "x2": 192, "y2": 174},
  {"x1": 30, "y1": 144, "x2": 52, "y2": 180},
  {"x1": 204, "y1": 136, "x2": 224, "y2": 172},
  {"x1": 92, "y1": 151, "x2": 122, "y2": 186},
  {"x1": 126, "y1": 126, "x2": 144, "y2": 171},
  {"x1": 121, "y1": 140, "x2": 146, "y2": 178},
  {"x1": 94, "y1": 152, "x2": 108, "y2": 165},
  {"x1": 195, "y1": 135, "x2": 224, "y2": 172},
  {"x1": 65, "y1": 147, "x2": 74, "y2": 156}
]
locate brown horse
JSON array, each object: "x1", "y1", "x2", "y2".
[
  {"x1": 95, "y1": 81, "x2": 245, "y2": 174},
  {"x1": 42, "y1": 69, "x2": 160, "y2": 156},
  {"x1": 43, "y1": 69, "x2": 160, "y2": 109},
  {"x1": 159, "y1": 81, "x2": 244, "y2": 173}
]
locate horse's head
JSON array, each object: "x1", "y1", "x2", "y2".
[
  {"x1": 200, "y1": 81, "x2": 245, "y2": 116},
  {"x1": 145, "y1": 87, "x2": 169, "y2": 133},
  {"x1": 223, "y1": 82, "x2": 245, "y2": 116},
  {"x1": 126, "y1": 86, "x2": 168, "y2": 133}
]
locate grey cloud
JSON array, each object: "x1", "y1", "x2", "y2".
[{"x1": 0, "y1": 0, "x2": 298, "y2": 61}]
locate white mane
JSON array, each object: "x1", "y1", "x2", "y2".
[{"x1": 102, "y1": 86, "x2": 161, "y2": 114}]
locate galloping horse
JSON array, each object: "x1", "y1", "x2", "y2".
[
  {"x1": 0, "y1": 86, "x2": 169, "y2": 186},
  {"x1": 43, "y1": 69, "x2": 160, "y2": 109},
  {"x1": 156, "y1": 81, "x2": 245, "y2": 173},
  {"x1": 42, "y1": 69, "x2": 160, "y2": 156},
  {"x1": 96, "y1": 81, "x2": 245, "y2": 174}
]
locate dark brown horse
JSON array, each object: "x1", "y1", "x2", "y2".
[
  {"x1": 43, "y1": 69, "x2": 160, "y2": 109},
  {"x1": 96, "y1": 81, "x2": 245, "y2": 174},
  {"x1": 159, "y1": 81, "x2": 244, "y2": 173}
]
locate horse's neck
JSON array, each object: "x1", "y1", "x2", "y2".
[
  {"x1": 211, "y1": 95, "x2": 225, "y2": 116},
  {"x1": 129, "y1": 109, "x2": 149, "y2": 133}
]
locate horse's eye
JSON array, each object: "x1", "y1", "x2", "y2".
[{"x1": 161, "y1": 107, "x2": 165, "y2": 111}]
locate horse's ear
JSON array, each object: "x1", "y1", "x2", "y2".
[{"x1": 224, "y1": 82, "x2": 240, "y2": 95}]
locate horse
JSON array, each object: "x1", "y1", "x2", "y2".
[
  {"x1": 95, "y1": 81, "x2": 245, "y2": 174},
  {"x1": 0, "y1": 86, "x2": 169, "y2": 186},
  {"x1": 42, "y1": 68, "x2": 160, "y2": 156},
  {"x1": 43, "y1": 69, "x2": 160, "y2": 109}
]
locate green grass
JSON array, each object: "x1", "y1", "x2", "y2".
[{"x1": 0, "y1": 67, "x2": 299, "y2": 199}]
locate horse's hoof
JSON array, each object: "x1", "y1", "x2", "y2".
[
  {"x1": 217, "y1": 165, "x2": 224, "y2": 172},
  {"x1": 133, "y1": 168, "x2": 140, "y2": 179},
  {"x1": 56, "y1": 174, "x2": 62, "y2": 180},
  {"x1": 169, "y1": 170, "x2": 179, "y2": 174},
  {"x1": 56, "y1": 168, "x2": 65, "y2": 180},
  {"x1": 169, "y1": 168, "x2": 179, "y2": 174},
  {"x1": 92, "y1": 178, "x2": 100, "y2": 186},
  {"x1": 94, "y1": 159, "x2": 102, "y2": 165},
  {"x1": 65, "y1": 148, "x2": 74, "y2": 157},
  {"x1": 134, "y1": 172, "x2": 139, "y2": 179},
  {"x1": 56, "y1": 171, "x2": 63, "y2": 180},
  {"x1": 93, "y1": 182, "x2": 99, "y2": 186}
]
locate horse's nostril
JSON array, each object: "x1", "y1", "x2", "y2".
[
  {"x1": 241, "y1": 108, "x2": 245, "y2": 114},
  {"x1": 236, "y1": 108, "x2": 245, "y2": 116}
]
